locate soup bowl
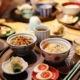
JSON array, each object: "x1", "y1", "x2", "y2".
[
  {"x1": 40, "y1": 38, "x2": 71, "y2": 63},
  {"x1": 7, "y1": 33, "x2": 37, "y2": 56},
  {"x1": 61, "y1": 2, "x2": 80, "y2": 15}
]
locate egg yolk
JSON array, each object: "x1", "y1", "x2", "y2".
[
  {"x1": 38, "y1": 64, "x2": 47, "y2": 70},
  {"x1": 41, "y1": 72, "x2": 51, "y2": 78}
]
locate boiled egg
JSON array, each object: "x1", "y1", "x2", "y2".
[
  {"x1": 1, "y1": 27, "x2": 11, "y2": 32},
  {"x1": 36, "y1": 71, "x2": 53, "y2": 80},
  {"x1": 1, "y1": 30, "x2": 6, "y2": 35},
  {"x1": 33, "y1": 63, "x2": 49, "y2": 73},
  {"x1": 60, "y1": 15, "x2": 78, "y2": 24}
]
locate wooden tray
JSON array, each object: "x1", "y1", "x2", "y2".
[
  {"x1": 10, "y1": 6, "x2": 59, "y2": 23},
  {"x1": 0, "y1": 41, "x2": 80, "y2": 80},
  {"x1": 0, "y1": 39, "x2": 9, "y2": 57},
  {"x1": 56, "y1": 12, "x2": 80, "y2": 30},
  {"x1": 64, "y1": 60, "x2": 80, "y2": 80}
]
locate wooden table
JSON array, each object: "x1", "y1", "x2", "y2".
[{"x1": 1, "y1": 0, "x2": 80, "y2": 41}]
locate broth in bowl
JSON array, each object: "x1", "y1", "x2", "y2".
[{"x1": 43, "y1": 42, "x2": 68, "y2": 53}]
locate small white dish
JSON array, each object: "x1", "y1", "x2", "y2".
[
  {"x1": 59, "y1": 15, "x2": 79, "y2": 24},
  {"x1": 51, "y1": 24, "x2": 68, "y2": 37},
  {"x1": 2, "y1": 57, "x2": 28, "y2": 75}
]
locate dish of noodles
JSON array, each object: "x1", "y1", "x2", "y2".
[
  {"x1": 10, "y1": 35, "x2": 34, "y2": 46},
  {"x1": 43, "y1": 42, "x2": 68, "y2": 53}
]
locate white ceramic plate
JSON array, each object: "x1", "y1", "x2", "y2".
[
  {"x1": 59, "y1": 16, "x2": 79, "y2": 24},
  {"x1": 51, "y1": 26, "x2": 68, "y2": 37},
  {"x1": 2, "y1": 57, "x2": 28, "y2": 75}
]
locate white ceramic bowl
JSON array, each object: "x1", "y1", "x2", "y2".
[
  {"x1": 40, "y1": 38, "x2": 71, "y2": 63},
  {"x1": 2, "y1": 57, "x2": 28, "y2": 75},
  {"x1": 61, "y1": 2, "x2": 80, "y2": 15},
  {"x1": 7, "y1": 33, "x2": 37, "y2": 56}
]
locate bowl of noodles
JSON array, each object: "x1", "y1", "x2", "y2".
[
  {"x1": 40, "y1": 38, "x2": 71, "y2": 63},
  {"x1": 7, "y1": 33, "x2": 37, "y2": 56}
]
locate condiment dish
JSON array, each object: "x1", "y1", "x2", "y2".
[{"x1": 2, "y1": 57, "x2": 28, "y2": 75}]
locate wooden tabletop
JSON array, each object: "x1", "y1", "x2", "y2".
[{"x1": 0, "y1": 0, "x2": 80, "y2": 42}]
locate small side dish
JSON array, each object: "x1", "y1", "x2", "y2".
[
  {"x1": 51, "y1": 23, "x2": 68, "y2": 37},
  {"x1": 32, "y1": 63, "x2": 59, "y2": 80},
  {"x1": 53, "y1": 24, "x2": 64, "y2": 34},
  {"x1": 2, "y1": 56, "x2": 28, "y2": 74},
  {"x1": 0, "y1": 25, "x2": 15, "y2": 37},
  {"x1": 59, "y1": 15, "x2": 78, "y2": 24}
]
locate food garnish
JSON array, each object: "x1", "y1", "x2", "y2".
[
  {"x1": 13, "y1": 66, "x2": 22, "y2": 72},
  {"x1": 10, "y1": 35, "x2": 33, "y2": 46}
]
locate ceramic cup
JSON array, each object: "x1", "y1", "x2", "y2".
[
  {"x1": 34, "y1": 24, "x2": 50, "y2": 43},
  {"x1": 39, "y1": 4, "x2": 52, "y2": 17},
  {"x1": 29, "y1": 16, "x2": 41, "y2": 30}
]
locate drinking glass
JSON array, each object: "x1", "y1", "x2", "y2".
[{"x1": 73, "y1": 38, "x2": 80, "y2": 56}]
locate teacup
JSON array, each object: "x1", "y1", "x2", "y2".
[{"x1": 34, "y1": 24, "x2": 50, "y2": 43}]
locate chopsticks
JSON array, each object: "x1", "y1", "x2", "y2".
[{"x1": 64, "y1": 60, "x2": 80, "y2": 80}]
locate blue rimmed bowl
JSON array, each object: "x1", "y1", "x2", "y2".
[{"x1": 7, "y1": 33, "x2": 37, "y2": 56}]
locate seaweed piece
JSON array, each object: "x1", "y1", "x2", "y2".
[{"x1": 13, "y1": 66, "x2": 21, "y2": 72}]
